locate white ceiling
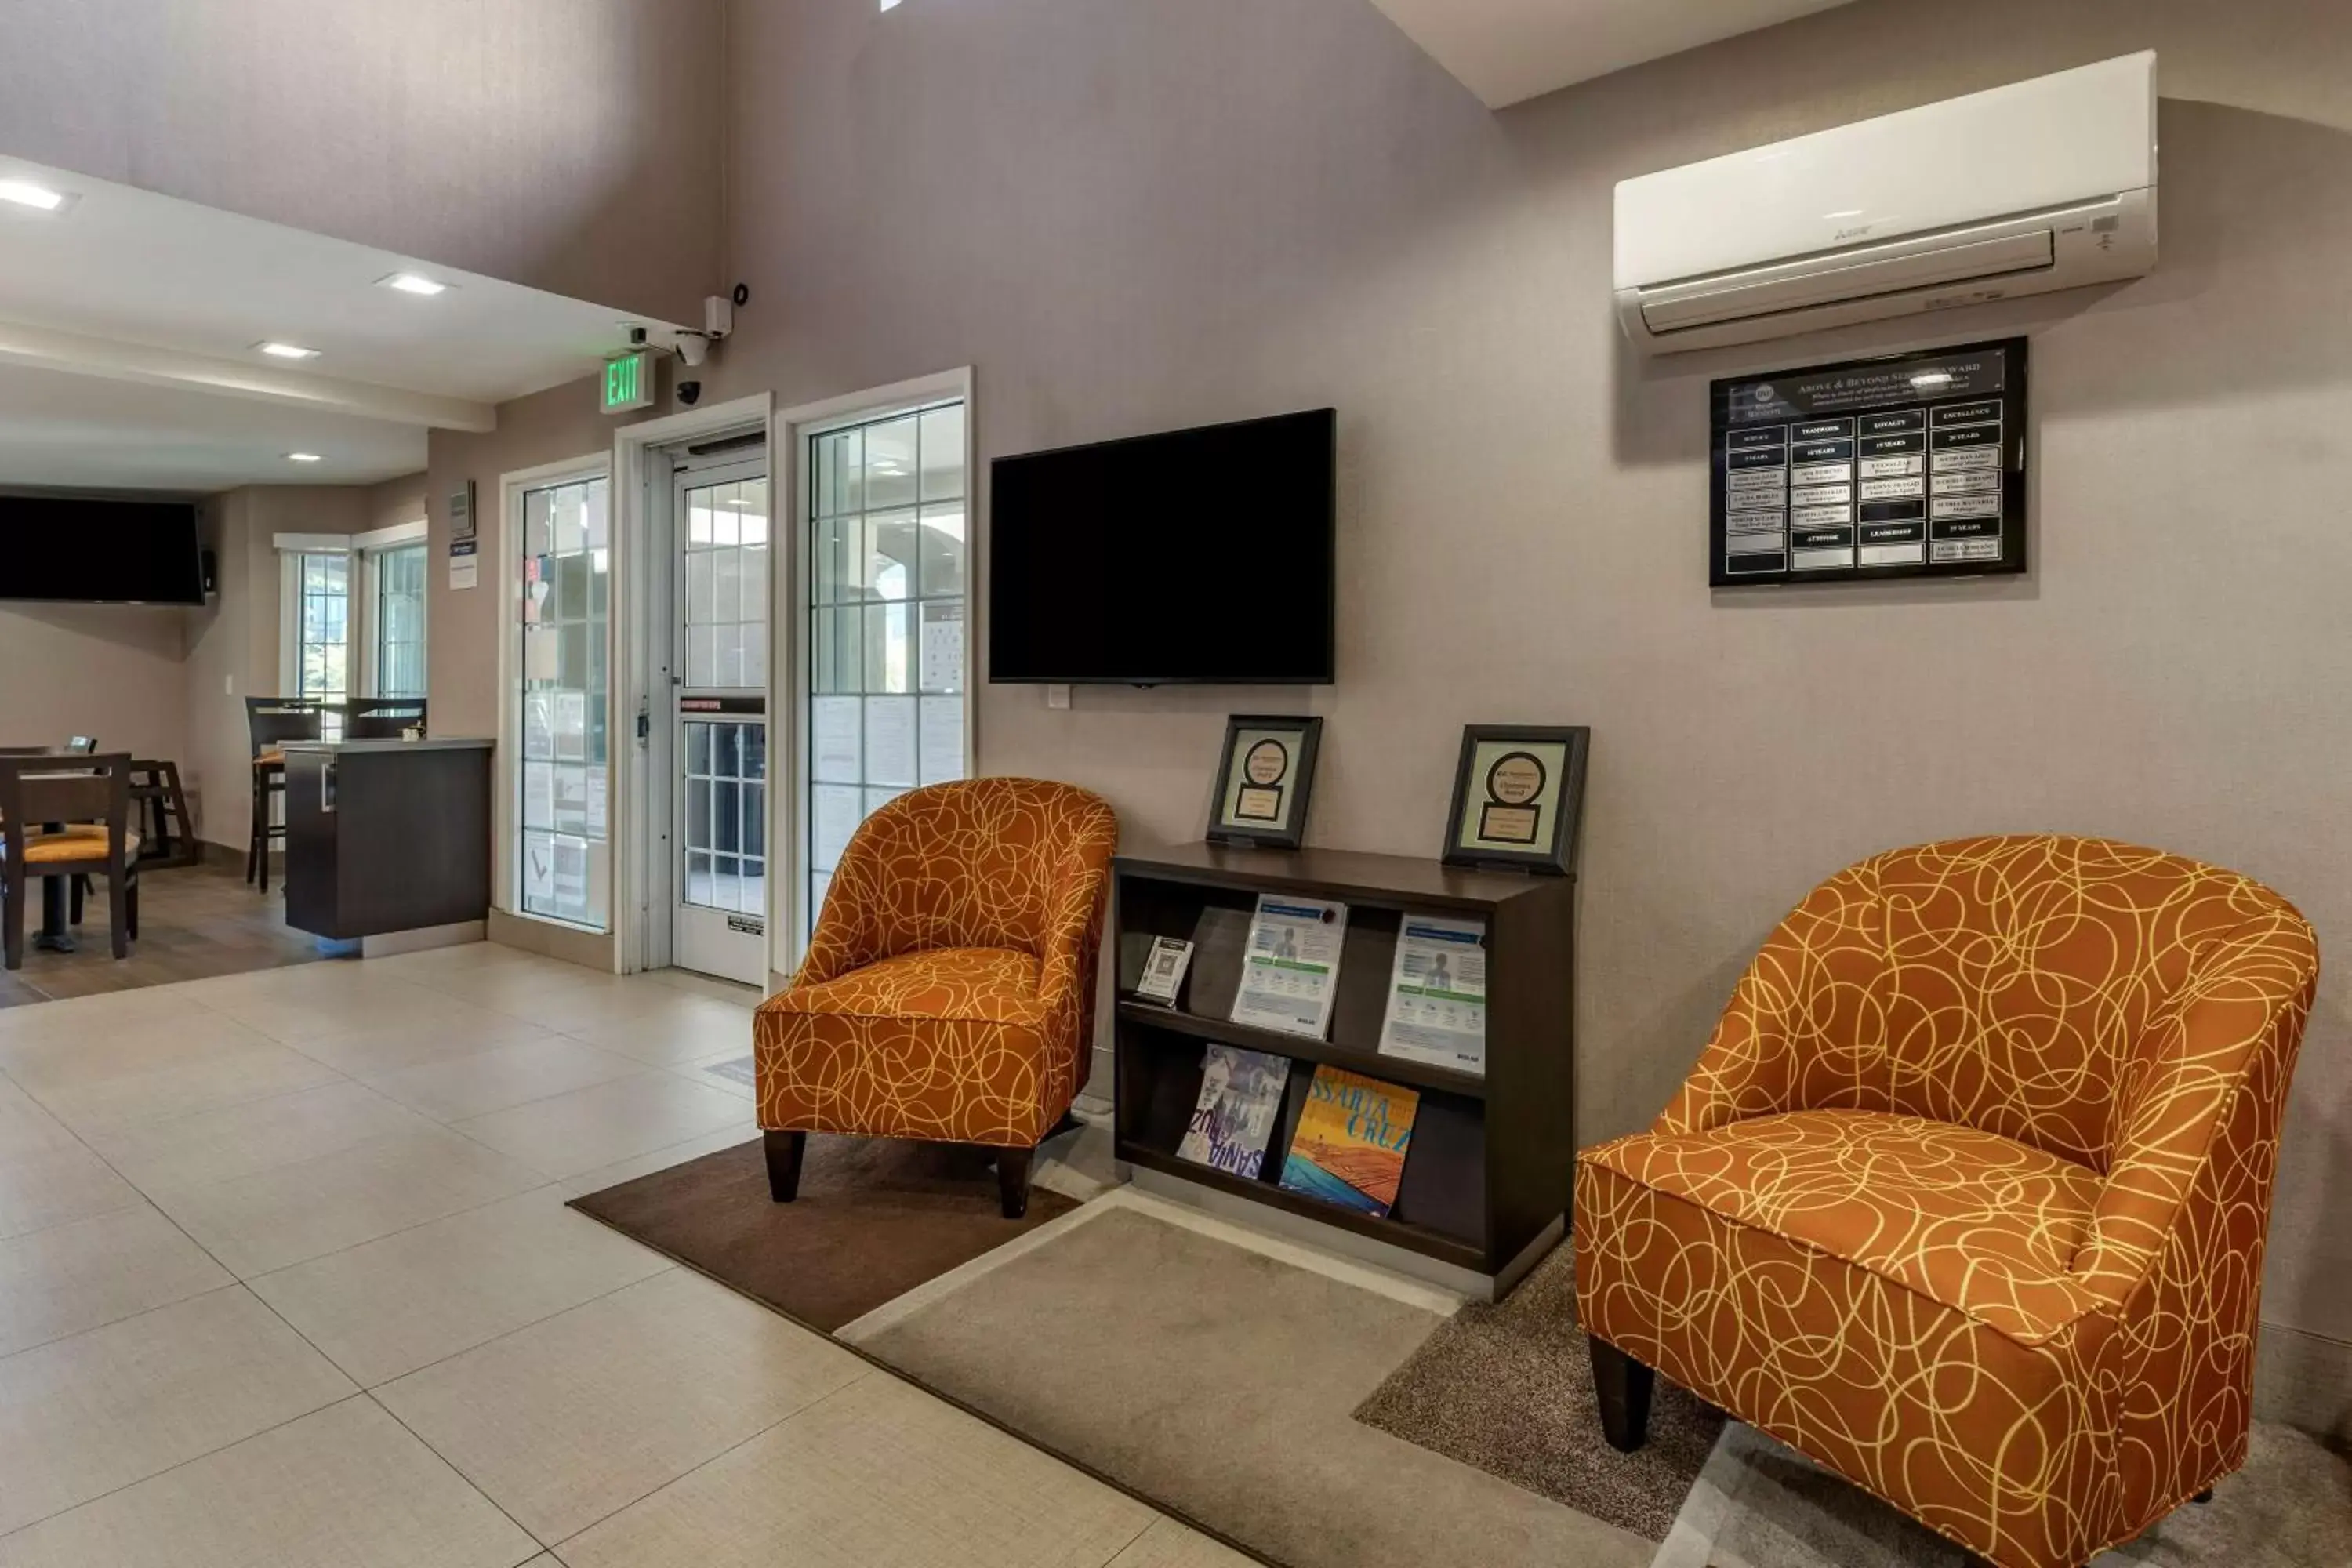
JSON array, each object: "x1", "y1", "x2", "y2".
[
  {"x1": 0, "y1": 154, "x2": 686, "y2": 492},
  {"x1": 1367, "y1": 0, "x2": 1862, "y2": 108}
]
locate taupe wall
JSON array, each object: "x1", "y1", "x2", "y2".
[
  {"x1": 421, "y1": 0, "x2": 2352, "y2": 1371},
  {"x1": 0, "y1": 603, "x2": 186, "y2": 763},
  {"x1": 0, "y1": 0, "x2": 725, "y2": 323}
]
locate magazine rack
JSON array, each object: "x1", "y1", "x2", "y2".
[{"x1": 1109, "y1": 841, "x2": 1576, "y2": 1298}]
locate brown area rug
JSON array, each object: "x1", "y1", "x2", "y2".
[
  {"x1": 1352, "y1": 1240, "x2": 1725, "y2": 1541},
  {"x1": 567, "y1": 1134, "x2": 1078, "y2": 1332}
]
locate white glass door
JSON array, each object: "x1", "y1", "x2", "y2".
[{"x1": 670, "y1": 456, "x2": 771, "y2": 985}]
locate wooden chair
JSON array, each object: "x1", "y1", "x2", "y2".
[
  {"x1": 246, "y1": 698, "x2": 325, "y2": 892},
  {"x1": 339, "y1": 697, "x2": 427, "y2": 740},
  {"x1": 128, "y1": 760, "x2": 196, "y2": 867},
  {"x1": 0, "y1": 753, "x2": 140, "y2": 969}
]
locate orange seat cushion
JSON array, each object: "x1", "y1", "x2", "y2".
[
  {"x1": 2, "y1": 826, "x2": 140, "y2": 865},
  {"x1": 1582, "y1": 1110, "x2": 2107, "y2": 1345},
  {"x1": 764, "y1": 947, "x2": 1045, "y2": 1027}
]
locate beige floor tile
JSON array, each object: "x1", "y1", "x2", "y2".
[
  {"x1": 0, "y1": 1395, "x2": 539, "y2": 1568},
  {"x1": 430, "y1": 966, "x2": 646, "y2": 1031},
  {"x1": 0, "y1": 989, "x2": 207, "y2": 1061},
  {"x1": 249, "y1": 1187, "x2": 671, "y2": 1387},
  {"x1": 640, "y1": 968, "x2": 766, "y2": 1004},
  {"x1": 556, "y1": 1371, "x2": 1153, "y2": 1568},
  {"x1": 559, "y1": 1127, "x2": 759, "y2": 1198},
  {"x1": 669, "y1": 1048, "x2": 758, "y2": 1102},
  {"x1": 0, "y1": 1141, "x2": 144, "y2": 1240},
  {"x1": 0, "y1": 1080, "x2": 78, "y2": 1161},
  {"x1": 376, "y1": 1269, "x2": 867, "y2": 1543},
  {"x1": 452, "y1": 1072, "x2": 752, "y2": 1179},
  {"x1": 7, "y1": 1022, "x2": 345, "y2": 1135},
  {"x1": 1106, "y1": 1518, "x2": 1259, "y2": 1568},
  {"x1": 289, "y1": 1011, "x2": 557, "y2": 1076},
  {"x1": 0, "y1": 1203, "x2": 233, "y2": 1357},
  {"x1": 148, "y1": 1123, "x2": 548, "y2": 1276},
  {"x1": 82, "y1": 1080, "x2": 437, "y2": 1192},
  {"x1": 563, "y1": 996, "x2": 757, "y2": 1068},
  {"x1": 202, "y1": 975, "x2": 492, "y2": 1048},
  {"x1": 361, "y1": 1036, "x2": 651, "y2": 1123},
  {"x1": 0, "y1": 1286, "x2": 354, "y2": 1534}
]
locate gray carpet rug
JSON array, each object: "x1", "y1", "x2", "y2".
[
  {"x1": 1656, "y1": 1418, "x2": 2352, "y2": 1568},
  {"x1": 1352, "y1": 1239, "x2": 1725, "y2": 1541},
  {"x1": 855, "y1": 1204, "x2": 1659, "y2": 1568}
]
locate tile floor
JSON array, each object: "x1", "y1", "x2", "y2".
[{"x1": 0, "y1": 942, "x2": 1247, "y2": 1567}]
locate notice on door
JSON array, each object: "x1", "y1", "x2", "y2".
[{"x1": 1709, "y1": 338, "x2": 2027, "y2": 586}]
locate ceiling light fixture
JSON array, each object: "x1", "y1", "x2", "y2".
[
  {"x1": 286, "y1": 452, "x2": 325, "y2": 463},
  {"x1": 378, "y1": 272, "x2": 450, "y2": 296},
  {"x1": 256, "y1": 341, "x2": 321, "y2": 361},
  {"x1": 0, "y1": 178, "x2": 71, "y2": 212}
]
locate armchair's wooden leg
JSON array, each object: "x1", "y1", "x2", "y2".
[
  {"x1": 764, "y1": 1130, "x2": 806, "y2": 1203},
  {"x1": 2194, "y1": 1489, "x2": 2213, "y2": 1504},
  {"x1": 996, "y1": 1145, "x2": 1034, "y2": 1220},
  {"x1": 125, "y1": 878, "x2": 139, "y2": 941},
  {"x1": 1590, "y1": 1336, "x2": 1655, "y2": 1453},
  {"x1": 2, "y1": 875, "x2": 22, "y2": 971}
]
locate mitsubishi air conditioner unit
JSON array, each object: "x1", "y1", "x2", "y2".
[{"x1": 1614, "y1": 52, "x2": 2157, "y2": 354}]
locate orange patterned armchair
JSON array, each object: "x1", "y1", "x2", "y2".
[
  {"x1": 1576, "y1": 836, "x2": 2318, "y2": 1568},
  {"x1": 754, "y1": 778, "x2": 1119, "y2": 1218}
]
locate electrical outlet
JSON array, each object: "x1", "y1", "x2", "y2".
[
  {"x1": 224, "y1": 675, "x2": 235, "y2": 696},
  {"x1": 1047, "y1": 684, "x2": 1072, "y2": 710}
]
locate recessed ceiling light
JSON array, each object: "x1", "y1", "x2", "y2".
[
  {"x1": 256, "y1": 341, "x2": 321, "y2": 361},
  {"x1": 286, "y1": 452, "x2": 325, "y2": 463},
  {"x1": 378, "y1": 272, "x2": 450, "y2": 296},
  {"x1": 0, "y1": 178, "x2": 71, "y2": 212}
]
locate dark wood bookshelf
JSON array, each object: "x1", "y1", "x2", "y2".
[{"x1": 1111, "y1": 841, "x2": 1576, "y2": 1287}]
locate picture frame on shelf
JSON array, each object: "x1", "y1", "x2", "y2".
[
  {"x1": 1441, "y1": 724, "x2": 1590, "y2": 877},
  {"x1": 1207, "y1": 715, "x2": 1323, "y2": 851}
]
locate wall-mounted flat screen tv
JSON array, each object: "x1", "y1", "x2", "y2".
[
  {"x1": 989, "y1": 408, "x2": 1336, "y2": 685},
  {"x1": 0, "y1": 496, "x2": 205, "y2": 604}
]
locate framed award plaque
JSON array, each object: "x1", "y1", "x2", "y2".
[
  {"x1": 1208, "y1": 715, "x2": 1323, "y2": 850},
  {"x1": 1442, "y1": 724, "x2": 1590, "y2": 877}
]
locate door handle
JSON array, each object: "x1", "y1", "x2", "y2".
[{"x1": 320, "y1": 762, "x2": 337, "y2": 814}]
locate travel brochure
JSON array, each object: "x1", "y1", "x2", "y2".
[
  {"x1": 1377, "y1": 913, "x2": 1487, "y2": 1076},
  {"x1": 1229, "y1": 894, "x2": 1348, "y2": 1038},
  {"x1": 1174, "y1": 1044, "x2": 1289, "y2": 1181},
  {"x1": 1278, "y1": 1065, "x2": 1421, "y2": 1218}
]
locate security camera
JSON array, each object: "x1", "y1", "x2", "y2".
[
  {"x1": 627, "y1": 325, "x2": 649, "y2": 347},
  {"x1": 675, "y1": 332, "x2": 710, "y2": 368},
  {"x1": 677, "y1": 380, "x2": 703, "y2": 407}
]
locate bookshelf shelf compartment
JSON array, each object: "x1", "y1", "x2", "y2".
[{"x1": 1111, "y1": 841, "x2": 1577, "y2": 1290}]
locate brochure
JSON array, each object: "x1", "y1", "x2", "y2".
[
  {"x1": 1229, "y1": 895, "x2": 1348, "y2": 1039},
  {"x1": 1134, "y1": 936, "x2": 1194, "y2": 1006},
  {"x1": 1278, "y1": 1065, "x2": 1419, "y2": 1218},
  {"x1": 1174, "y1": 1044, "x2": 1289, "y2": 1180},
  {"x1": 1377, "y1": 913, "x2": 1488, "y2": 1076}
]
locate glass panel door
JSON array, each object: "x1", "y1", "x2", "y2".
[
  {"x1": 805, "y1": 400, "x2": 967, "y2": 942},
  {"x1": 517, "y1": 475, "x2": 611, "y2": 930},
  {"x1": 671, "y1": 458, "x2": 770, "y2": 984}
]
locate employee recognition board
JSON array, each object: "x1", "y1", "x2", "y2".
[{"x1": 1710, "y1": 337, "x2": 2027, "y2": 586}]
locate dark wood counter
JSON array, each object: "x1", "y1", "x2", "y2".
[{"x1": 281, "y1": 739, "x2": 492, "y2": 942}]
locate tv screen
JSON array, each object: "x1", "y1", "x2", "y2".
[
  {"x1": 0, "y1": 496, "x2": 205, "y2": 605},
  {"x1": 989, "y1": 408, "x2": 1336, "y2": 685}
]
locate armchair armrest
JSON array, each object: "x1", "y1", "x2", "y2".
[
  {"x1": 1033, "y1": 840, "x2": 1115, "y2": 1018},
  {"x1": 1656, "y1": 865, "x2": 1885, "y2": 1137},
  {"x1": 2071, "y1": 925, "x2": 2319, "y2": 1306}
]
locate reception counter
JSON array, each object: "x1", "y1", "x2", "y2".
[{"x1": 281, "y1": 737, "x2": 493, "y2": 953}]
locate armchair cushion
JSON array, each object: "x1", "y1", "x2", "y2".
[
  {"x1": 2, "y1": 826, "x2": 142, "y2": 865},
  {"x1": 764, "y1": 947, "x2": 1045, "y2": 1028},
  {"x1": 1583, "y1": 1109, "x2": 2107, "y2": 1344}
]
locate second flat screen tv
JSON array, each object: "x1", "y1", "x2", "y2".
[{"x1": 989, "y1": 408, "x2": 1335, "y2": 685}]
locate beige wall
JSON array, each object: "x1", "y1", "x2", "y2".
[
  {"x1": 0, "y1": 0, "x2": 726, "y2": 324},
  {"x1": 181, "y1": 485, "x2": 372, "y2": 847},
  {"x1": 418, "y1": 0, "x2": 2352, "y2": 1373},
  {"x1": 0, "y1": 603, "x2": 186, "y2": 762},
  {"x1": 364, "y1": 474, "x2": 429, "y2": 535}
]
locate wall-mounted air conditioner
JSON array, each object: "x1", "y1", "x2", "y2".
[{"x1": 1614, "y1": 52, "x2": 2157, "y2": 355}]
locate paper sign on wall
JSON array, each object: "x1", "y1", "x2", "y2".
[{"x1": 449, "y1": 539, "x2": 479, "y2": 591}]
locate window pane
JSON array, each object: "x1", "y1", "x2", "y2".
[
  {"x1": 919, "y1": 506, "x2": 966, "y2": 601},
  {"x1": 919, "y1": 601, "x2": 965, "y2": 695},
  {"x1": 862, "y1": 416, "x2": 920, "y2": 510},
  {"x1": 920, "y1": 404, "x2": 964, "y2": 502},
  {"x1": 866, "y1": 603, "x2": 912, "y2": 694},
  {"x1": 867, "y1": 510, "x2": 916, "y2": 601},
  {"x1": 517, "y1": 477, "x2": 609, "y2": 931}
]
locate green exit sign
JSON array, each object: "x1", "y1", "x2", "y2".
[{"x1": 601, "y1": 349, "x2": 656, "y2": 414}]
